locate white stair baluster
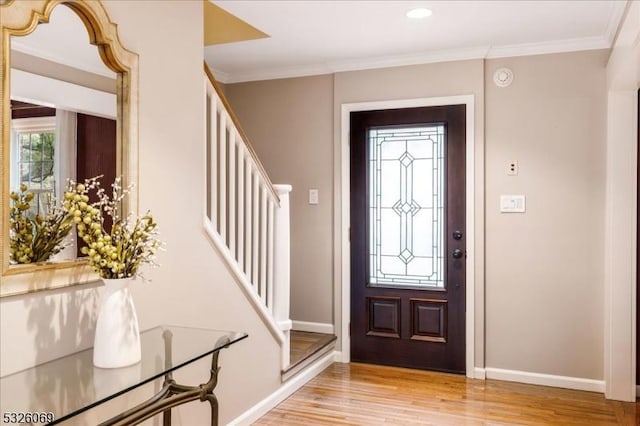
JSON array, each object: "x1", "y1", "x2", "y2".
[
  {"x1": 267, "y1": 199, "x2": 275, "y2": 314},
  {"x1": 219, "y1": 110, "x2": 227, "y2": 243},
  {"x1": 209, "y1": 88, "x2": 217, "y2": 226},
  {"x1": 252, "y1": 172, "x2": 260, "y2": 291},
  {"x1": 237, "y1": 144, "x2": 245, "y2": 271},
  {"x1": 260, "y1": 185, "x2": 268, "y2": 304},
  {"x1": 245, "y1": 161, "x2": 253, "y2": 280},
  {"x1": 229, "y1": 130, "x2": 236, "y2": 258}
]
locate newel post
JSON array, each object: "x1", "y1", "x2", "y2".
[{"x1": 273, "y1": 184, "x2": 292, "y2": 369}]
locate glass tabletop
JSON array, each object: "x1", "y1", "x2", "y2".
[{"x1": 0, "y1": 325, "x2": 247, "y2": 425}]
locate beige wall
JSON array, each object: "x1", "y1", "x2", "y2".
[
  {"x1": 0, "y1": 1, "x2": 281, "y2": 423},
  {"x1": 485, "y1": 50, "x2": 607, "y2": 379},
  {"x1": 225, "y1": 51, "x2": 609, "y2": 380},
  {"x1": 224, "y1": 75, "x2": 335, "y2": 324}
]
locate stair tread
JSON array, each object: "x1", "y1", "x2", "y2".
[{"x1": 285, "y1": 331, "x2": 337, "y2": 374}]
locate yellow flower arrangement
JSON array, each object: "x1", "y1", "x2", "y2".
[
  {"x1": 64, "y1": 176, "x2": 161, "y2": 279},
  {"x1": 9, "y1": 183, "x2": 73, "y2": 264}
]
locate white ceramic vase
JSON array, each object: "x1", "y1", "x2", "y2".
[{"x1": 93, "y1": 277, "x2": 141, "y2": 368}]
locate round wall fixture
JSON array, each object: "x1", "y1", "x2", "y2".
[{"x1": 493, "y1": 67, "x2": 514, "y2": 87}]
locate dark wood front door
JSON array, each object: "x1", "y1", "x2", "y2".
[{"x1": 350, "y1": 105, "x2": 466, "y2": 373}]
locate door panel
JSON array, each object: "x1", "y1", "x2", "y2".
[{"x1": 350, "y1": 105, "x2": 466, "y2": 373}]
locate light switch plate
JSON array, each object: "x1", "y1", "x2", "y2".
[
  {"x1": 500, "y1": 195, "x2": 525, "y2": 213},
  {"x1": 309, "y1": 189, "x2": 319, "y2": 205}
]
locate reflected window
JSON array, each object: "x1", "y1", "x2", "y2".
[
  {"x1": 17, "y1": 127, "x2": 56, "y2": 192},
  {"x1": 11, "y1": 115, "x2": 56, "y2": 216}
]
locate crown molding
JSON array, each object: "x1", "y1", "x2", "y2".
[
  {"x1": 485, "y1": 36, "x2": 610, "y2": 59},
  {"x1": 209, "y1": 67, "x2": 232, "y2": 84},
  {"x1": 215, "y1": 46, "x2": 490, "y2": 84},
  {"x1": 604, "y1": 1, "x2": 629, "y2": 45},
  {"x1": 329, "y1": 46, "x2": 491, "y2": 74},
  {"x1": 213, "y1": 35, "x2": 617, "y2": 84}
]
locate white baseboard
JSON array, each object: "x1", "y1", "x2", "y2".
[
  {"x1": 485, "y1": 367, "x2": 605, "y2": 393},
  {"x1": 473, "y1": 367, "x2": 486, "y2": 380},
  {"x1": 228, "y1": 350, "x2": 337, "y2": 425},
  {"x1": 291, "y1": 320, "x2": 335, "y2": 334},
  {"x1": 335, "y1": 351, "x2": 349, "y2": 363}
]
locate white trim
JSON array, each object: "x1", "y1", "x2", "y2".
[
  {"x1": 209, "y1": 67, "x2": 232, "y2": 84},
  {"x1": 212, "y1": 35, "x2": 622, "y2": 84},
  {"x1": 291, "y1": 320, "x2": 335, "y2": 335},
  {"x1": 603, "y1": 0, "x2": 639, "y2": 402},
  {"x1": 485, "y1": 367, "x2": 605, "y2": 393},
  {"x1": 339, "y1": 95, "x2": 477, "y2": 378},
  {"x1": 228, "y1": 351, "x2": 337, "y2": 425},
  {"x1": 604, "y1": 90, "x2": 638, "y2": 402},
  {"x1": 474, "y1": 367, "x2": 486, "y2": 380},
  {"x1": 11, "y1": 116, "x2": 56, "y2": 132},
  {"x1": 604, "y1": 1, "x2": 629, "y2": 45},
  {"x1": 11, "y1": 69, "x2": 116, "y2": 119},
  {"x1": 485, "y1": 36, "x2": 609, "y2": 59}
]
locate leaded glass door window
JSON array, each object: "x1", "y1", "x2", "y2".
[{"x1": 369, "y1": 125, "x2": 445, "y2": 289}]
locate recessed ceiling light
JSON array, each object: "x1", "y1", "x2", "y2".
[{"x1": 406, "y1": 8, "x2": 432, "y2": 19}]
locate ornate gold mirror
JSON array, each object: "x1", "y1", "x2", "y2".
[{"x1": 0, "y1": 0, "x2": 138, "y2": 297}]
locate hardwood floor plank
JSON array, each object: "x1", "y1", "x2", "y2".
[{"x1": 255, "y1": 363, "x2": 638, "y2": 425}]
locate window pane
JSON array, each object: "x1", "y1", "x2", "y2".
[
  {"x1": 16, "y1": 131, "x2": 56, "y2": 194},
  {"x1": 369, "y1": 125, "x2": 445, "y2": 288},
  {"x1": 41, "y1": 161, "x2": 55, "y2": 187},
  {"x1": 20, "y1": 135, "x2": 31, "y2": 162}
]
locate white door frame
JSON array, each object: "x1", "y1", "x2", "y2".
[{"x1": 338, "y1": 95, "x2": 477, "y2": 377}]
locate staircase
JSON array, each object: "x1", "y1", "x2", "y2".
[{"x1": 203, "y1": 65, "x2": 292, "y2": 371}]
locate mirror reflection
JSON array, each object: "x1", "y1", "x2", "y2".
[{"x1": 8, "y1": 4, "x2": 118, "y2": 264}]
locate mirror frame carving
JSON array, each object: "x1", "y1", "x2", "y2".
[{"x1": 0, "y1": 0, "x2": 139, "y2": 297}]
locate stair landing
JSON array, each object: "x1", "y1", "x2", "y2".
[{"x1": 283, "y1": 331, "x2": 336, "y2": 381}]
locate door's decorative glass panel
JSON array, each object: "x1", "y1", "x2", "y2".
[{"x1": 369, "y1": 125, "x2": 445, "y2": 288}]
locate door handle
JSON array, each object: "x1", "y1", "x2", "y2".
[
  {"x1": 452, "y1": 248, "x2": 464, "y2": 259},
  {"x1": 452, "y1": 230, "x2": 463, "y2": 240}
]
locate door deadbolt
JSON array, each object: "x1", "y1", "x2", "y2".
[
  {"x1": 452, "y1": 248, "x2": 464, "y2": 259},
  {"x1": 452, "y1": 230, "x2": 463, "y2": 240}
]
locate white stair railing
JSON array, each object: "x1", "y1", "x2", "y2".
[{"x1": 203, "y1": 65, "x2": 291, "y2": 369}]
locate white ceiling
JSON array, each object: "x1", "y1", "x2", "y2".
[
  {"x1": 11, "y1": 5, "x2": 116, "y2": 79},
  {"x1": 205, "y1": 0, "x2": 627, "y2": 83}
]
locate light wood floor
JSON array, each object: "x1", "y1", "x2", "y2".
[{"x1": 256, "y1": 363, "x2": 638, "y2": 425}]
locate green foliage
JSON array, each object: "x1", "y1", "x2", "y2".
[{"x1": 9, "y1": 183, "x2": 73, "y2": 264}]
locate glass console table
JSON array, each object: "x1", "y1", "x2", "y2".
[{"x1": 0, "y1": 326, "x2": 248, "y2": 425}]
